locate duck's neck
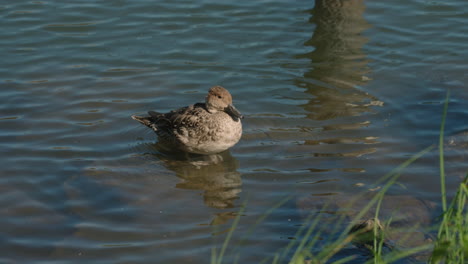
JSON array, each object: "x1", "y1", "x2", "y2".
[
  {"x1": 205, "y1": 101, "x2": 219, "y2": 114},
  {"x1": 206, "y1": 106, "x2": 219, "y2": 114}
]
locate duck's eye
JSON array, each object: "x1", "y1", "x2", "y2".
[{"x1": 217, "y1": 96, "x2": 222, "y2": 99}]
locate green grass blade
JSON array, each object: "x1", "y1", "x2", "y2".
[
  {"x1": 271, "y1": 253, "x2": 280, "y2": 264},
  {"x1": 238, "y1": 195, "x2": 291, "y2": 247},
  {"x1": 211, "y1": 247, "x2": 217, "y2": 264},
  {"x1": 383, "y1": 243, "x2": 433, "y2": 263},
  {"x1": 439, "y1": 89, "x2": 450, "y2": 212},
  {"x1": 330, "y1": 255, "x2": 357, "y2": 264},
  {"x1": 279, "y1": 210, "x2": 318, "y2": 263},
  {"x1": 217, "y1": 201, "x2": 246, "y2": 264}
]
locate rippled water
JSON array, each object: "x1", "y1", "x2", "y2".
[{"x1": 1, "y1": 0, "x2": 467, "y2": 263}]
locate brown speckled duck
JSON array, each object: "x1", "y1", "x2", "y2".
[{"x1": 132, "y1": 86, "x2": 243, "y2": 154}]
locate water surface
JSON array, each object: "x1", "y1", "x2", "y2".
[{"x1": 1, "y1": 0, "x2": 467, "y2": 263}]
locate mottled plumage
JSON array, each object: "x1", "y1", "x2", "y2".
[{"x1": 132, "y1": 86, "x2": 243, "y2": 154}]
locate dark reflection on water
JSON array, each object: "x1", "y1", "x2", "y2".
[
  {"x1": 297, "y1": 0, "x2": 380, "y2": 121},
  {"x1": 145, "y1": 144, "x2": 242, "y2": 209}
]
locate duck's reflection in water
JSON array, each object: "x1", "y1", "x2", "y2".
[{"x1": 151, "y1": 143, "x2": 242, "y2": 209}]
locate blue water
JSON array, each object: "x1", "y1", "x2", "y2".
[{"x1": 1, "y1": 0, "x2": 467, "y2": 263}]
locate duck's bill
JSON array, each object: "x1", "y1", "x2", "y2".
[{"x1": 225, "y1": 104, "x2": 244, "y2": 120}]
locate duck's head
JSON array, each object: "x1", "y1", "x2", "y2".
[{"x1": 205, "y1": 85, "x2": 243, "y2": 121}]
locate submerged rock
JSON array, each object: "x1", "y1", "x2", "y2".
[
  {"x1": 447, "y1": 130, "x2": 468, "y2": 150},
  {"x1": 297, "y1": 192, "x2": 437, "y2": 260}
]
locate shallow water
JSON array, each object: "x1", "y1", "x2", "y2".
[{"x1": 1, "y1": 0, "x2": 467, "y2": 263}]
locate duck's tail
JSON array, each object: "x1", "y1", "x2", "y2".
[{"x1": 131, "y1": 115, "x2": 153, "y2": 127}]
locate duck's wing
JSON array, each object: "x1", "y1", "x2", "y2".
[
  {"x1": 151, "y1": 103, "x2": 206, "y2": 130},
  {"x1": 132, "y1": 103, "x2": 207, "y2": 135},
  {"x1": 161, "y1": 103, "x2": 204, "y2": 125}
]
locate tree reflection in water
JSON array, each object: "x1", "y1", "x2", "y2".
[{"x1": 297, "y1": 0, "x2": 382, "y2": 121}]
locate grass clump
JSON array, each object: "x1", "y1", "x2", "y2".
[
  {"x1": 430, "y1": 174, "x2": 468, "y2": 263},
  {"x1": 430, "y1": 90, "x2": 468, "y2": 263}
]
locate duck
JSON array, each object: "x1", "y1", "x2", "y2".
[{"x1": 132, "y1": 86, "x2": 243, "y2": 154}]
